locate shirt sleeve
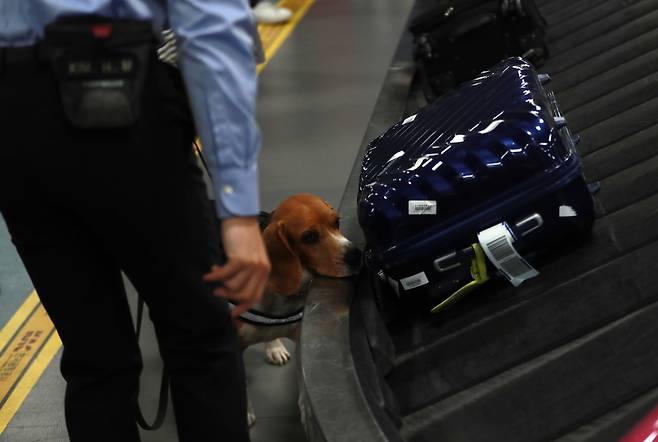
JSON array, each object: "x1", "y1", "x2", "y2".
[{"x1": 166, "y1": 0, "x2": 261, "y2": 219}]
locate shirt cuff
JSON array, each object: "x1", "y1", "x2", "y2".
[{"x1": 213, "y1": 166, "x2": 261, "y2": 219}]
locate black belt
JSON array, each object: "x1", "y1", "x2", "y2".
[
  {"x1": 0, "y1": 45, "x2": 43, "y2": 63},
  {"x1": 0, "y1": 45, "x2": 46, "y2": 74}
]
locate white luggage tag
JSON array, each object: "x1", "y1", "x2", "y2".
[{"x1": 477, "y1": 223, "x2": 539, "y2": 287}]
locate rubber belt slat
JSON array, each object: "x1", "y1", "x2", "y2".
[
  {"x1": 583, "y1": 123, "x2": 658, "y2": 181},
  {"x1": 540, "y1": 0, "x2": 589, "y2": 18},
  {"x1": 549, "y1": 0, "x2": 658, "y2": 56},
  {"x1": 546, "y1": 17, "x2": 658, "y2": 76},
  {"x1": 566, "y1": 72, "x2": 658, "y2": 132},
  {"x1": 401, "y1": 302, "x2": 658, "y2": 442},
  {"x1": 556, "y1": 48, "x2": 658, "y2": 111},
  {"x1": 390, "y1": 238, "x2": 658, "y2": 415},
  {"x1": 578, "y1": 95, "x2": 658, "y2": 155}
]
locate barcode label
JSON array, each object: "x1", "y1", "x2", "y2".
[
  {"x1": 477, "y1": 223, "x2": 539, "y2": 287},
  {"x1": 400, "y1": 272, "x2": 429, "y2": 290},
  {"x1": 500, "y1": 257, "x2": 534, "y2": 278},
  {"x1": 409, "y1": 200, "x2": 437, "y2": 215},
  {"x1": 486, "y1": 236, "x2": 515, "y2": 262}
]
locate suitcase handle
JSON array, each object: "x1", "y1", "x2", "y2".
[
  {"x1": 450, "y1": 13, "x2": 496, "y2": 39},
  {"x1": 515, "y1": 213, "x2": 543, "y2": 237},
  {"x1": 434, "y1": 246, "x2": 476, "y2": 272},
  {"x1": 434, "y1": 252, "x2": 463, "y2": 272}
]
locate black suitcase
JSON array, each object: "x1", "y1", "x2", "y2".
[{"x1": 410, "y1": 0, "x2": 548, "y2": 101}]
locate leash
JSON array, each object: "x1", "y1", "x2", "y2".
[
  {"x1": 134, "y1": 142, "x2": 285, "y2": 430},
  {"x1": 134, "y1": 20, "x2": 270, "y2": 426}
]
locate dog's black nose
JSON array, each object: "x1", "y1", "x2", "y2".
[{"x1": 344, "y1": 247, "x2": 362, "y2": 270}]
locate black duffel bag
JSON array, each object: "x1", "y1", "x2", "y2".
[{"x1": 410, "y1": 0, "x2": 548, "y2": 101}]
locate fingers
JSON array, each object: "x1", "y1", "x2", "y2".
[
  {"x1": 214, "y1": 268, "x2": 252, "y2": 296},
  {"x1": 202, "y1": 262, "x2": 241, "y2": 283},
  {"x1": 213, "y1": 272, "x2": 267, "y2": 320},
  {"x1": 203, "y1": 216, "x2": 271, "y2": 318},
  {"x1": 204, "y1": 259, "x2": 269, "y2": 317}
]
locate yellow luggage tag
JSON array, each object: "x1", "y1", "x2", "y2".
[{"x1": 430, "y1": 243, "x2": 490, "y2": 314}]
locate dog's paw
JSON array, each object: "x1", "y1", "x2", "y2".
[
  {"x1": 247, "y1": 410, "x2": 256, "y2": 427},
  {"x1": 265, "y1": 340, "x2": 291, "y2": 366}
]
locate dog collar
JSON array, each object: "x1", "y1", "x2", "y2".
[{"x1": 228, "y1": 302, "x2": 304, "y2": 326}]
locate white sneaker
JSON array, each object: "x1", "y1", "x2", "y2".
[{"x1": 253, "y1": 2, "x2": 293, "y2": 24}]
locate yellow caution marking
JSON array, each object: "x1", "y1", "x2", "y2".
[
  {"x1": 0, "y1": 0, "x2": 315, "y2": 432},
  {"x1": 0, "y1": 292, "x2": 39, "y2": 354},
  {"x1": 0, "y1": 299, "x2": 59, "y2": 433},
  {"x1": 0, "y1": 331, "x2": 61, "y2": 434},
  {"x1": 256, "y1": 0, "x2": 315, "y2": 74}
]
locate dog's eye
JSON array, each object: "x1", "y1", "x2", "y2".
[{"x1": 301, "y1": 230, "x2": 319, "y2": 245}]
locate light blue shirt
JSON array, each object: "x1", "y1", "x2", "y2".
[{"x1": 0, "y1": 0, "x2": 262, "y2": 219}]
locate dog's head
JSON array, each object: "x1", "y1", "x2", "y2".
[{"x1": 262, "y1": 194, "x2": 361, "y2": 295}]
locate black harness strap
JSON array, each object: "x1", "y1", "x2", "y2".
[{"x1": 230, "y1": 302, "x2": 304, "y2": 327}]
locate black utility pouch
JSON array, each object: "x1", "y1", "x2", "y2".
[{"x1": 43, "y1": 17, "x2": 155, "y2": 129}]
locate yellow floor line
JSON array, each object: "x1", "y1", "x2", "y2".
[
  {"x1": 0, "y1": 301, "x2": 59, "y2": 433},
  {"x1": 0, "y1": 0, "x2": 315, "y2": 434},
  {"x1": 0, "y1": 305, "x2": 56, "y2": 401},
  {"x1": 0, "y1": 292, "x2": 39, "y2": 354},
  {"x1": 257, "y1": 0, "x2": 315, "y2": 74},
  {"x1": 0, "y1": 331, "x2": 61, "y2": 434}
]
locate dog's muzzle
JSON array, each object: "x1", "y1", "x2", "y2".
[{"x1": 343, "y1": 246, "x2": 363, "y2": 272}]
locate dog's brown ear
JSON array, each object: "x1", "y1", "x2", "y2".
[{"x1": 263, "y1": 220, "x2": 303, "y2": 295}]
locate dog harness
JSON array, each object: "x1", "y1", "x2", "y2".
[{"x1": 228, "y1": 302, "x2": 304, "y2": 326}]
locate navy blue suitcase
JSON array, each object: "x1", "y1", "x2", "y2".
[{"x1": 357, "y1": 58, "x2": 594, "y2": 310}]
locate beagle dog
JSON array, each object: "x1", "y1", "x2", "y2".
[{"x1": 234, "y1": 193, "x2": 361, "y2": 426}]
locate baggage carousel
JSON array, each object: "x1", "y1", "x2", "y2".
[{"x1": 298, "y1": 0, "x2": 658, "y2": 440}]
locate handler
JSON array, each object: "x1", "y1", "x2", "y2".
[{"x1": 0, "y1": 1, "x2": 269, "y2": 441}]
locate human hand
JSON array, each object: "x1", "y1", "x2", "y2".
[{"x1": 203, "y1": 217, "x2": 271, "y2": 318}]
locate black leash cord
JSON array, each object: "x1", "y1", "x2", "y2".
[
  {"x1": 135, "y1": 295, "x2": 170, "y2": 431},
  {"x1": 194, "y1": 140, "x2": 209, "y2": 171}
]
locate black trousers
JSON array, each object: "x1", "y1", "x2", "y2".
[{"x1": 0, "y1": 53, "x2": 249, "y2": 441}]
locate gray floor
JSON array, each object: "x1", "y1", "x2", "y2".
[
  {"x1": 257, "y1": 0, "x2": 414, "y2": 209},
  {"x1": 0, "y1": 0, "x2": 412, "y2": 440}
]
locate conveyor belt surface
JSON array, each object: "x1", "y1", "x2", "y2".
[{"x1": 366, "y1": 0, "x2": 658, "y2": 440}]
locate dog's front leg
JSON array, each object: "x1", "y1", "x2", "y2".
[{"x1": 264, "y1": 338, "x2": 291, "y2": 365}]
